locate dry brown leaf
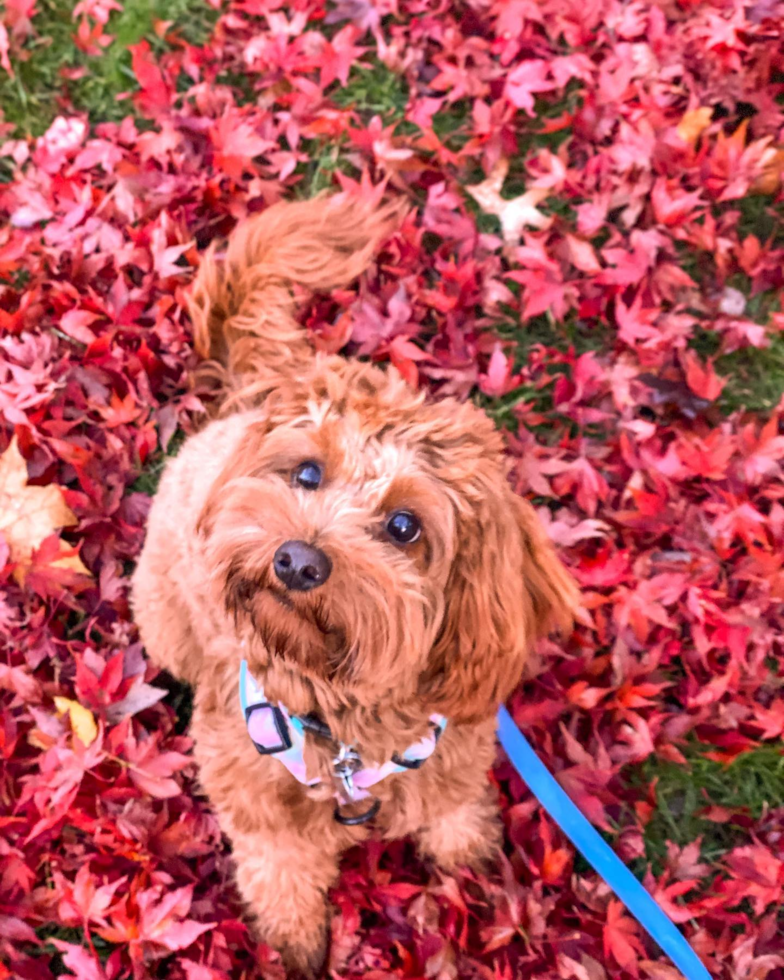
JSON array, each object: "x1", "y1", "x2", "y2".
[
  {"x1": 466, "y1": 158, "x2": 551, "y2": 246},
  {"x1": 0, "y1": 437, "x2": 90, "y2": 584}
]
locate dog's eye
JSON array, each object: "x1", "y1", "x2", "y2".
[
  {"x1": 293, "y1": 461, "x2": 322, "y2": 490},
  {"x1": 386, "y1": 511, "x2": 421, "y2": 544}
]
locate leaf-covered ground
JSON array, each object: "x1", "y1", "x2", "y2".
[{"x1": 1, "y1": 1, "x2": 784, "y2": 978}]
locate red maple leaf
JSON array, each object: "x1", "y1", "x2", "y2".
[
  {"x1": 504, "y1": 60, "x2": 555, "y2": 115},
  {"x1": 130, "y1": 40, "x2": 173, "y2": 116},
  {"x1": 683, "y1": 350, "x2": 726, "y2": 401},
  {"x1": 603, "y1": 900, "x2": 646, "y2": 971},
  {"x1": 99, "y1": 885, "x2": 214, "y2": 965}
]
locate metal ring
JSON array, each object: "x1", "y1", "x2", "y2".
[{"x1": 333, "y1": 797, "x2": 381, "y2": 825}]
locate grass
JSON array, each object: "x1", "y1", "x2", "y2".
[
  {"x1": 715, "y1": 337, "x2": 784, "y2": 414},
  {"x1": 156, "y1": 669, "x2": 195, "y2": 735},
  {"x1": 295, "y1": 136, "x2": 357, "y2": 198},
  {"x1": 689, "y1": 282, "x2": 784, "y2": 415},
  {"x1": 472, "y1": 307, "x2": 612, "y2": 433},
  {"x1": 0, "y1": 0, "x2": 218, "y2": 136},
  {"x1": 291, "y1": 60, "x2": 411, "y2": 197},
  {"x1": 734, "y1": 194, "x2": 784, "y2": 246},
  {"x1": 331, "y1": 58, "x2": 410, "y2": 124},
  {"x1": 629, "y1": 741, "x2": 784, "y2": 874},
  {"x1": 678, "y1": 194, "x2": 784, "y2": 415}
]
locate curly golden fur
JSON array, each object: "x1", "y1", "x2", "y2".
[{"x1": 131, "y1": 195, "x2": 578, "y2": 977}]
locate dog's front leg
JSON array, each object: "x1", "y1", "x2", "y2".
[
  {"x1": 410, "y1": 720, "x2": 502, "y2": 873},
  {"x1": 231, "y1": 825, "x2": 341, "y2": 978},
  {"x1": 416, "y1": 789, "x2": 503, "y2": 873}
]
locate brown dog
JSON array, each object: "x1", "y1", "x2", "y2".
[{"x1": 131, "y1": 195, "x2": 577, "y2": 976}]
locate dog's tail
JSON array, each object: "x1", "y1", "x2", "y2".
[{"x1": 189, "y1": 194, "x2": 402, "y2": 404}]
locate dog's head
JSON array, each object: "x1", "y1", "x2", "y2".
[{"x1": 198, "y1": 359, "x2": 577, "y2": 721}]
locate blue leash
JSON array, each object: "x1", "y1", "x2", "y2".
[{"x1": 497, "y1": 706, "x2": 712, "y2": 980}]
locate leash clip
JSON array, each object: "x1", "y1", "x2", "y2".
[
  {"x1": 331, "y1": 742, "x2": 381, "y2": 825},
  {"x1": 332, "y1": 742, "x2": 363, "y2": 800}
]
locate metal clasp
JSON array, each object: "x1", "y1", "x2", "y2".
[{"x1": 332, "y1": 742, "x2": 363, "y2": 801}]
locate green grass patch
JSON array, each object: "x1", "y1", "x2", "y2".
[
  {"x1": 295, "y1": 136, "x2": 358, "y2": 197},
  {"x1": 678, "y1": 212, "x2": 784, "y2": 416},
  {"x1": 430, "y1": 98, "x2": 474, "y2": 151},
  {"x1": 715, "y1": 337, "x2": 784, "y2": 414},
  {"x1": 691, "y1": 309, "x2": 784, "y2": 416},
  {"x1": 492, "y1": 308, "x2": 610, "y2": 359},
  {"x1": 723, "y1": 274, "x2": 782, "y2": 324},
  {"x1": 211, "y1": 68, "x2": 258, "y2": 108},
  {"x1": 473, "y1": 313, "x2": 610, "y2": 436},
  {"x1": 733, "y1": 194, "x2": 784, "y2": 246},
  {"x1": 294, "y1": 58, "x2": 412, "y2": 194},
  {"x1": 0, "y1": 0, "x2": 218, "y2": 137},
  {"x1": 331, "y1": 59, "x2": 409, "y2": 123},
  {"x1": 630, "y1": 741, "x2": 784, "y2": 874}
]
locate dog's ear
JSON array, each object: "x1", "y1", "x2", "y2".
[{"x1": 422, "y1": 490, "x2": 577, "y2": 722}]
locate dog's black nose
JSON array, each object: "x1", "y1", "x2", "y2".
[{"x1": 273, "y1": 540, "x2": 332, "y2": 592}]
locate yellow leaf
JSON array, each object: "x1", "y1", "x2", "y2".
[
  {"x1": 676, "y1": 106, "x2": 712, "y2": 147},
  {"x1": 51, "y1": 551, "x2": 92, "y2": 577},
  {"x1": 466, "y1": 159, "x2": 551, "y2": 247},
  {"x1": 54, "y1": 696, "x2": 98, "y2": 746},
  {"x1": 0, "y1": 437, "x2": 90, "y2": 584}
]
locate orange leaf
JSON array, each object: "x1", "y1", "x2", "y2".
[{"x1": 676, "y1": 106, "x2": 712, "y2": 147}]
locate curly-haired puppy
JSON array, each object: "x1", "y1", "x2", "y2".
[{"x1": 132, "y1": 195, "x2": 577, "y2": 976}]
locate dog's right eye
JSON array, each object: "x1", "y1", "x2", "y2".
[
  {"x1": 293, "y1": 461, "x2": 322, "y2": 490},
  {"x1": 386, "y1": 510, "x2": 421, "y2": 544}
]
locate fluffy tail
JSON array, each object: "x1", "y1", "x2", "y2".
[{"x1": 189, "y1": 194, "x2": 402, "y2": 404}]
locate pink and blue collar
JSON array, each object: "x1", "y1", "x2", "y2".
[{"x1": 239, "y1": 660, "x2": 446, "y2": 824}]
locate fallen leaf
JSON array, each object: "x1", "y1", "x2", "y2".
[
  {"x1": 676, "y1": 106, "x2": 712, "y2": 146},
  {"x1": 467, "y1": 159, "x2": 551, "y2": 246},
  {"x1": 0, "y1": 437, "x2": 90, "y2": 584},
  {"x1": 54, "y1": 697, "x2": 98, "y2": 747},
  {"x1": 683, "y1": 351, "x2": 726, "y2": 402},
  {"x1": 750, "y1": 145, "x2": 784, "y2": 194},
  {"x1": 504, "y1": 59, "x2": 555, "y2": 115}
]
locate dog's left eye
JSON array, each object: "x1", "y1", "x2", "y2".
[
  {"x1": 386, "y1": 511, "x2": 421, "y2": 544},
  {"x1": 293, "y1": 461, "x2": 322, "y2": 490}
]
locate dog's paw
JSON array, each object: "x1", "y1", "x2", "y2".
[
  {"x1": 279, "y1": 935, "x2": 329, "y2": 980},
  {"x1": 416, "y1": 797, "x2": 503, "y2": 875}
]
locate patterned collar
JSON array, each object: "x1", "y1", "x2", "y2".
[{"x1": 239, "y1": 660, "x2": 447, "y2": 825}]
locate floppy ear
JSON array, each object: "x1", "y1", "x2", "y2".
[{"x1": 422, "y1": 491, "x2": 578, "y2": 723}]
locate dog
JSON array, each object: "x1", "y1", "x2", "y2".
[{"x1": 131, "y1": 194, "x2": 578, "y2": 976}]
